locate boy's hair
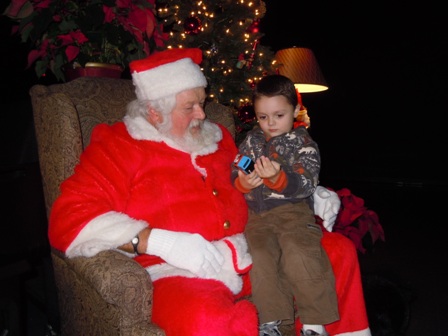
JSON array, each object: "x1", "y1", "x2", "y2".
[{"x1": 252, "y1": 74, "x2": 298, "y2": 107}]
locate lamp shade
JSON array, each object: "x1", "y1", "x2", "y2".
[{"x1": 275, "y1": 47, "x2": 328, "y2": 93}]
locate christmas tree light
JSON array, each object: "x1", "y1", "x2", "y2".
[{"x1": 157, "y1": 0, "x2": 276, "y2": 108}]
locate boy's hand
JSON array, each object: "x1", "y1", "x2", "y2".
[
  {"x1": 255, "y1": 156, "x2": 281, "y2": 184},
  {"x1": 238, "y1": 170, "x2": 263, "y2": 190}
]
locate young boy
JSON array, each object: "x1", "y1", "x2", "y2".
[{"x1": 233, "y1": 74, "x2": 339, "y2": 336}]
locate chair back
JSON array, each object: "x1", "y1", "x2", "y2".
[
  {"x1": 29, "y1": 76, "x2": 235, "y2": 335},
  {"x1": 30, "y1": 77, "x2": 135, "y2": 217},
  {"x1": 30, "y1": 76, "x2": 235, "y2": 218}
]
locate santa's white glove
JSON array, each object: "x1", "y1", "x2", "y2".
[
  {"x1": 313, "y1": 186, "x2": 341, "y2": 232},
  {"x1": 211, "y1": 234, "x2": 252, "y2": 294},
  {"x1": 146, "y1": 229, "x2": 224, "y2": 277}
]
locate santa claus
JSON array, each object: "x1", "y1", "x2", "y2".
[{"x1": 49, "y1": 48, "x2": 371, "y2": 336}]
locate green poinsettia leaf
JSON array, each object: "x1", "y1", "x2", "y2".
[
  {"x1": 3, "y1": 0, "x2": 33, "y2": 19},
  {"x1": 84, "y1": 30, "x2": 104, "y2": 43},
  {"x1": 35, "y1": 59, "x2": 48, "y2": 79},
  {"x1": 19, "y1": 24, "x2": 33, "y2": 43},
  {"x1": 52, "y1": 53, "x2": 66, "y2": 81},
  {"x1": 59, "y1": 18, "x2": 78, "y2": 33},
  {"x1": 77, "y1": 4, "x2": 104, "y2": 31},
  {"x1": 28, "y1": 9, "x2": 54, "y2": 41},
  {"x1": 53, "y1": 67, "x2": 65, "y2": 82},
  {"x1": 102, "y1": 0, "x2": 116, "y2": 7}
]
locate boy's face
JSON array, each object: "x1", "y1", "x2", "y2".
[{"x1": 254, "y1": 95, "x2": 300, "y2": 139}]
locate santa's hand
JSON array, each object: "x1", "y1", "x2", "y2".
[
  {"x1": 313, "y1": 186, "x2": 341, "y2": 232},
  {"x1": 146, "y1": 229, "x2": 224, "y2": 277}
]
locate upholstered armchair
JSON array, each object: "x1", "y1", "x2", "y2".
[{"x1": 29, "y1": 76, "x2": 236, "y2": 336}]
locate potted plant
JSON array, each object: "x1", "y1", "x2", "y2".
[{"x1": 3, "y1": 0, "x2": 168, "y2": 81}]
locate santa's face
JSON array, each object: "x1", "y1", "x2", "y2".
[
  {"x1": 157, "y1": 87, "x2": 218, "y2": 153},
  {"x1": 169, "y1": 87, "x2": 207, "y2": 138}
]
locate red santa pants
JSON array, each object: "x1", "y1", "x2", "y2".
[
  {"x1": 295, "y1": 231, "x2": 370, "y2": 335},
  {"x1": 151, "y1": 276, "x2": 258, "y2": 336}
]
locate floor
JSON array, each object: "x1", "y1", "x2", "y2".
[
  {"x1": 335, "y1": 179, "x2": 447, "y2": 336},
  {"x1": 1, "y1": 168, "x2": 447, "y2": 336}
]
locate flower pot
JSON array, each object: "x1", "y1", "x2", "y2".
[{"x1": 65, "y1": 62, "x2": 123, "y2": 81}]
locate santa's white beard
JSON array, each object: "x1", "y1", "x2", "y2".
[{"x1": 161, "y1": 119, "x2": 219, "y2": 153}]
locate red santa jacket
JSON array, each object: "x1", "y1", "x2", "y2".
[{"x1": 49, "y1": 116, "x2": 251, "y2": 293}]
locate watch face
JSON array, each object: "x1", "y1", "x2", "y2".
[{"x1": 132, "y1": 236, "x2": 140, "y2": 254}]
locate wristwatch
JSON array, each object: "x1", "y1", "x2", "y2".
[{"x1": 131, "y1": 235, "x2": 141, "y2": 255}]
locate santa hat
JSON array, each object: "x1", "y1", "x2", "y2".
[{"x1": 129, "y1": 48, "x2": 207, "y2": 101}]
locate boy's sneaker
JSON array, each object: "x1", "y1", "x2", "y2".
[
  {"x1": 259, "y1": 320, "x2": 282, "y2": 336},
  {"x1": 300, "y1": 329, "x2": 329, "y2": 336}
]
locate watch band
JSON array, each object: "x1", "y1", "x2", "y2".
[{"x1": 131, "y1": 235, "x2": 141, "y2": 255}]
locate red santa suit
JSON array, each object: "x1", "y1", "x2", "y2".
[
  {"x1": 49, "y1": 115, "x2": 258, "y2": 335},
  {"x1": 48, "y1": 48, "x2": 371, "y2": 336}
]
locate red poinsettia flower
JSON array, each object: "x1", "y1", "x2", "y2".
[
  {"x1": 27, "y1": 39, "x2": 49, "y2": 67},
  {"x1": 336, "y1": 188, "x2": 366, "y2": 227},
  {"x1": 3, "y1": 0, "x2": 169, "y2": 81},
  {"x1": 329, "y1": 188, "x2": 386, "y2": 253},
  {"x1": 34, "y1": 0, "x2": 51, "y2": 9}
]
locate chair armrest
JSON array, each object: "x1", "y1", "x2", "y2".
[
  {"x1": 68, "y1": 250, "x2": 152, "y2": 314},
  {"x1": 51, "y1": 248, "x2": 165, "y2": 335}
]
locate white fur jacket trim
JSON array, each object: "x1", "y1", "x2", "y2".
[{"x1": 147, "y1": 233, "x2": 252, "y2": 295}]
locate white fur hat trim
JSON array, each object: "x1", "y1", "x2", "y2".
[{"x1": 132, "y1": 58, "x2": 207, "y2": 101}]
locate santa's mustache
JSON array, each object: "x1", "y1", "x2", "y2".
[{"x1": 188, "y1": 119, "x2": 203, "y2": 129}]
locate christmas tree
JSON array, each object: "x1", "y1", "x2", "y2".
[{"x1": 156, "y1": 0, "x2": 276, "y2": 109}]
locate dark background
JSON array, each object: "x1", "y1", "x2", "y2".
[
  {"x1": 1, "y1": 0, "x2": 447, "y2": 186},
  {"x1": 261, "y1": 0, "x2": 447, "y2": 188},
  {"x1": 259, "y1": 2, "x2": 448, "y2": 334},
  {"x1": 1, "y1": 0, "x2": 447, "y2": 335}
]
